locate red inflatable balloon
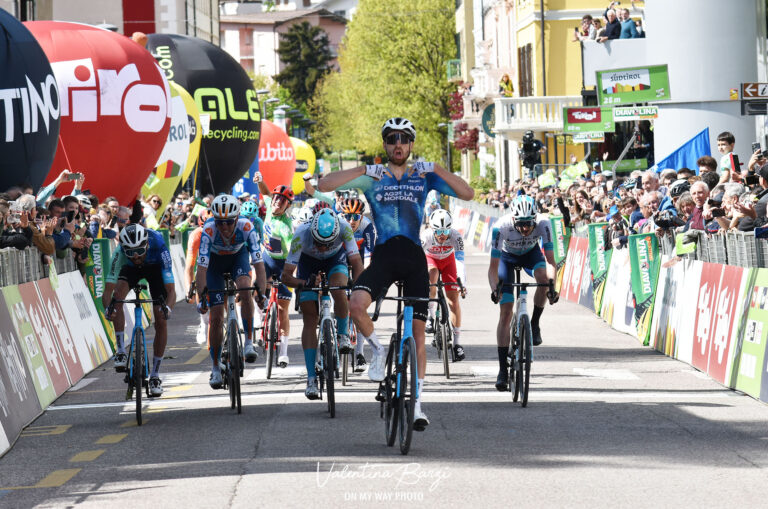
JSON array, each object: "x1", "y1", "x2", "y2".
[
  {"x1": 26, "y1": 22, "x2": 171, "y2": 205},
  {"x1": 258, "y1": 120, "x2": 295, "y2": 192}
]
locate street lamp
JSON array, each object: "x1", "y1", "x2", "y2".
[
  {"x1": 437, "y1": 122, "x2": 452, "y2": 171},
  {"x1": 255, "y1": 89, "x2": 270, "y2": 120},
  {"x1": 264, "y1": 97, "x2": 280, "y2": 120}
]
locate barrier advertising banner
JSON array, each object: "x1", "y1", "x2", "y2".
[
  {"x1": 472, "y1": 215, "x2": 486, "y2": 248},
  {"x1": 601, "y1": 247, "x2": 636, "y2": 336},
  {"x1": 629, "y1": 234, "x2": 661, "y2": 345},
  {"x1": 57, "y1": 272, "x2": 113, "y2": 367},
  {"x1": 588, "y1": 223, "x2": 611, "y2": 312},
  {"x1": 85, "y1": 241, "x2": 116, "y2": 350},
  {"x1": 705, "y1": 265, "x2": 746, "y2": 385},
  {"x1": 36, "y1": 278, "x2": 85, "y2": 382},
  {"x1": 550, "y1": 216, "x2": 570, "y2": 292},
  {"x1": 578, "y1": 251, "x2": 595, "y2": 312},
  {"x1": 562, "y1": 237, "x2": 587, "y2": 302},
  {"x1": 650, "y1": 257, "x2": 683, "y2": 357},
  {"x1": 170, "y1": 243, "x2": 187, "y2": 302}
]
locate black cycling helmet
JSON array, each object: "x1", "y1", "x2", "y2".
[{"x1": 668, "y1": 179, "x2": 691, "y2": 198}]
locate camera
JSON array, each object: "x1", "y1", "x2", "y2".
[
  {"x1": 745, "y1": 174, "x2": 760, "y2": 186},
  {"x1": 655, "y1": 210, "x2": 686, "y2": 228},
  {"x1": 710, "y1": 208, "x2": 726, "y2": 218},
  {"x1": 707, "y1": 198, "x2": 722, "y2": 207}
]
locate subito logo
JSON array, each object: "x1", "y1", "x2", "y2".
[
  {"x1": 259, "y1": 141, "x2": 294, "y2": 162},
  {"x1": 50, "y1": 58, "x2": 170, "y2": 133}
]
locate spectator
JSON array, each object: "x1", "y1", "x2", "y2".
[
  {"x1": 17, "y1": 194, "x2": 55, "y2": 255},
  {"x1": 499, "y1": 74, "x2": 514, "y2": 97},
  {"x1": 659, "y1": 169, "x2": 677, "y2": 189},
  {"x1": 598, "y1": 9, "x2": 621, "y2": 42},
  {"x1": 697, "y1": 155, "x2": 718, "y2": 175},
  {"x1": 593, "y1": 18, "x2": 604, "y2": 38},
  {"x1": 572, "y1": 190, "x2": 594, "y2": 223},
  {"x1": 675, "y1": 192, "x2": 696, "y2": 224},
  {"x1": 641, "y1": 170, "x2": 676, "y2": 214},
  {"x1": 733, "y1": 164, "x2": 768, "y2": 231},
  {"x1": 717, "y1": 131, "x2": 737, "y2": 184},
  {"x1": 572, "y1": 14, "x2": 596, "y2": 41},
  {"x1": 700, "y1": 171, "x2": 720, "y2": 191},
  {"x1": 747, "y1": 148, "x2": 767, "y2": 174},
  {"x1": 36, "y1": 169, "x2": 84, "y2": 205},
  {"x1": 686, "y1": 181, "x2": 710, "y2": 231},
  {"x1": 605, "y1": 196, "x2": 637, "y2": 249},
  {"x1": 619, "y1": 8, "x2": 639, "y2": 38},
  {"x1": 104, "y1": 196, "x2": 120, "y2": 216},
  {"x1": 0, "y1": 199, "x2": 33, "y2": 250}
]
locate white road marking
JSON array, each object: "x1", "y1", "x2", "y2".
[
  {"x1": 161, "y1": 371, "x2": 203, "y2": 386},
  {"x1": 245, "y1": 366, "x2": 307, "y2": 380},
  {"x1": 67, "y1": 378, "x2": 97, "y2": 392}
]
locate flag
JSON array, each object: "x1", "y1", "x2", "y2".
[{"x1": 651, "y1": 127, "x2": 710, "y2": 174}]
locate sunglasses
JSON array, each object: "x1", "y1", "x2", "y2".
[
  {"x1": 434, "y1": 227, "x2": 450, "y2": 236},
  {"x1": 515, "y1": 221, "x2": 535, "y2": 230},
  {"x1": 215, "y1": 219, "x2": 236, "y2": 226},
  {"x1": 151, "y1": 199, "x2": 162, "y2": 205},
  {"x1": 344, "y1": 213, "x2": 362, "y2": 222},
  {"x1": 385, "y1": 133, "x2": 413, "y2": 145},
  {"x1": 124, "y1": 246, "x2": 147, "y2": 257}
]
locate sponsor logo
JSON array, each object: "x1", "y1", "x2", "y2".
[
  {"x1": 260, "y1": 141, "x2": 294, "y2": 162},
  {"x1": 193, "y1": 86, "x2": 260, "y2": 122},
  {"x1": 0, "y1": 74, "x2": 60, "y2": 142},
  {"x1": 635, "y1": 237, "x2": 653, "y2": 295},
  {"x1": 567, "y1": 108, "x2": 601, "y2": 124}
]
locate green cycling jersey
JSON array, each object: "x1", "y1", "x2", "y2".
[{"x1": 262, "y1": 195, "x2": 294, "y2": 260}]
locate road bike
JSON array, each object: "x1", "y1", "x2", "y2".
[
  {"x1": 111, "y1": 284, "x2": 167, "y2": 426},
  {"x1": 341, "y1": 275, "x2": 357, "y2": 386},
  {"x1": 262, "y1": 274, "x2": 283, "y2": 379},
  {"x1": 372, "y1": 281, "x2": 434, "y2": 455},
  {"x1": 430, "y1": 276, "x2": 465, "y2": 379},
  {"x1": 492, "y1": 267, "x2": 554, "y2": 407}
]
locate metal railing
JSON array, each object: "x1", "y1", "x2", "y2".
[
  {"x1": 0, "y1": 247, "x2": 77, "y2": 287},
  {"x1": 494, "y1": 95, "x2": 582, "y2": 132}
]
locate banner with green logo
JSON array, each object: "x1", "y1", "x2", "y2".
[
  {"x1": 563, "y1": 107, "x2": 615, "y2": 134},
  {"x1": 588, "y1": 223, "x2": 611, "y2": 312},
  {"x1": 85, "y1": 239, "x2": 116, "y2": 350},
  {"x1": 629, "y1": 233, "x2": 661, "y2": 346},
  {"x1": 549, "y1": 216, "x2": 570, "y2": 293},
  {"x1": 733, "y1": 269, "x2": 767, "y2": 399},
  {"x1": 613, "y1": 105, "x2": 659, "y2": 121},
  {"x1": 604, "y1": 158, "x2": 648, "y2": 173},
  {"x1": 596, "y1": 64, "x2": 671, "y2": 106}
]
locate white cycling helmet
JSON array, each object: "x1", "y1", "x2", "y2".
[
  {"x1": 381, "y1": 117, "x2": 416, "y2": 140},
  {"x1": 429, "y1": 209, "x2": 452, "y2": 230},
  {"x1": 210, "y1": 194, "x2": 240, "y2": 220},
  {"x1": 311, "y1": 208, "x2": 340, "y2": 246},
  {"x1": 296, "y1": 207, "x2": 313, "y2": 225},
  {"x1": 119, "y1": 224, "x2": 148, "y2": 249},
  {"x1": 511, "y1": 195, "x2": 536, "y2": 221}
]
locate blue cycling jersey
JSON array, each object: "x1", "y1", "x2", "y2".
[
  {"x1": 340, "y1": 162, "x2": 457, "y2": 246},
  {"x1": 106, "y1": 229, "x2": 174, "y2": 284},
  {"x1": 353, "y1": 216, "x2": 376, "y2": 259}
]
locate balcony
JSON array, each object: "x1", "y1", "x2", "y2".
[
  {"x1": 469, "y1": 66, "x2": 513, "y2": 100},
  {"x1": 581, "y1": 39, "x2": 649, "y2": 87},
  {"x1": 493, "y1": 95, "x2": 583, "y2": 134}
]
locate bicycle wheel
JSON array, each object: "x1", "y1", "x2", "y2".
[
  {"x1": 398, "y1": 336, "x2": 417, "y2": 455},
  {"x1": 519, "y1": 315, "x2": 531, "y2": 407},
  {"x1": 133, "y1": 329, "x2": 144, "y2": 426},
  {"x1": 509, "y1": 319, "x2": 519, "y2": 402},
  {"x1": 440, "y1": 321, "x2": 451, "y2": 379},
  {"x1": 226, "y1": 321, "x2": 241, "y2": 412},
  {"x1": 383, "y1": 337, "x2": 398, "y2": 446},
  {"x1": 322, "y1": 320, "x2": 335, "y2": 418},
  {"x1": 265, "y1": 306, "x2": 277, "y2": 380},
  {"x1": 341, "y1": 351, "x2": 349, "y2": 386}
]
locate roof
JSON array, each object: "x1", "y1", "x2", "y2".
[{"x1": 220, "y1": 7, "x2": 347, "y2": 26}]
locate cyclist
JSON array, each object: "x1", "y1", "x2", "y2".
[
  {"x1": 489, "y1": 195, "x2": 558, "y2": 392},
  {"x1": 339, "y1": 197, "x2": 376, "y2": 371},
  {"x1": 195, "y1": 194, "x2": 266, "y2": 389},
  {"x1": 253, "y1": 174, "x2": 296, "y2": 368},
  {"x1": 104, "y1": 224, "x2": 175, "y2": 397},
  {"x1": 424, "y1": 190, "x2": 441, "y2": 225},
  {"x1": 318, "y1": 117, "x2": 474, "y2": 430},
  {"x1": 240, "y1": 200, "x2": 264, "y2": 241},
  {"x1": 281, "y1": 208, "x2": 364, "y2": 399},
  {"x1": 421, "y1": 208, "x2": 467, "y2": 361}
]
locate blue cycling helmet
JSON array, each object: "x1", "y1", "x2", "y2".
[
  {"x1": 240, "y1": 200, "x2": 258, "y2": 218},
  {"x1": 310, "y1": 208, "x2": 340, "y2": 246}
]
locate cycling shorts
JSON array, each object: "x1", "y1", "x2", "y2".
[
  {"x1": 296, "y1": 250, "x2": 349, "y2": 303},
  {"x1": 353, "y1": 236, "x2": 429, "y2": 321},
  {"x1": 206, "y1": 248, "x2": 252, "y2": 307},
  {"x1": 264, "y1": 253, "x2": 292, "y2": 300},
  {"x1": 426, "y1": 252, "x2": 460, "y2": 292},
  {"x1": 497, "y1": 249, "x2": 546, "y2": 305},
  {"x1": 118, "y1": 263, "x2": 168, "y2": 303}
]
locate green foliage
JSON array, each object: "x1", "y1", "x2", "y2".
[
  {"x1": 275, "y1": 22, "x2": 333, "y2": 106},
  {"x1": 470, "y1": 167, "x2": 497, "y2": 201},
  {"x1": 311, "y1": 0, "x2": 456, "y2": 161}
]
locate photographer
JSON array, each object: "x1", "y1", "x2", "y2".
[
  {"x1": 518, "y1": 130, "x2": 546, "y2": 178},
  {"x1": 17, "y1": 194, "x2": 55, "y2": 256},
  {"x1": 731, "y1": 163, "x2": 768, "y2": 231},
  {"x1": 35, "y1": 169, "x2": 84, "y2": 206},
  {"x1": 0, "y1": 199, "x2": 33, "y2": 250},
  {"x1": 604, "y1": 196, "x2": 638, "y2": 249}
]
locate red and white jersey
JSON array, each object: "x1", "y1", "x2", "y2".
[{"x1": 420, "y1": 228, "x2": 466, "y2": 284}]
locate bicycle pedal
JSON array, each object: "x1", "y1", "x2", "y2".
[{"x1": 115, "y1": 366, "x2": 126, "y2": 373}]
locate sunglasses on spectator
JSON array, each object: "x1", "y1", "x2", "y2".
[
  {"x1": 215, "y1": 219, "x2": 236, "y2": 226},
  {"x1": 434, "y1": 227, "x2": 451, "y2": 236},
  {"x1": 151, "y1": 199, "x2": 162, "y2": 205},
  {"x1": 344, "y1": 213, "x2": 361, "y2": 222},
  {"x1": 384, "y1": 133, "x2": 413, "y2": 145},
  {"x1": 124, "y1": 246, "x2": 147, "y2": 257}
]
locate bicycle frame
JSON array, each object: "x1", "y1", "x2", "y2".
[
  {"x1": 128, "y1": 303, "x2": 149, "y2": 385},
  {"x1": 261, "y1": 275, "x2": 282, "y2": 343}
]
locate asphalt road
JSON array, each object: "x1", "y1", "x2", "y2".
[{"x1": 2, "y1": 245, "x2": 768, "y2": 508}]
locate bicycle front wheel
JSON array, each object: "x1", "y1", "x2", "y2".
[
  {"x1": 322, "y1": 320, "x2": 335, "y2": 418},
  {"x1": 384, "y1": 336, "x2": 398, "y2": 447},
  {"x1": 519, "y1": 315, "x2": 531, "y2": 407},
  {"x1": 133, "y1": 329, "x2": 144, "y2": 426},
  {"x1": 398, "y1": 336, "x2": 417, "y2": 455},
  {"x1": 226, "y1": 321, "x2": 242, "y2": 413},
  {"x1": 441, "y1": 321, "x2": 451, "y2": 379},
  {"x1": 266, "y1": 306, "x2": 277, "y2": 379}
]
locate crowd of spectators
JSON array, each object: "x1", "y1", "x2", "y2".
[{"x1": 573, "y1": 2, "x2": 644, "y2": 43}]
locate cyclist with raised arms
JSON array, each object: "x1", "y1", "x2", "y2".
[
  {"x1": 253, "y1": 174, "x2": 295, "y2": 368},
  {"x1": 421, "y1": 208, "x2": 467, "y2": 361},
  {"x1": 318, "y1": 117, "x2": 474, "y2": 430},
  {"x1": 281, "y1": 208, "x2": 364, "y2": 399},
  {"x1": 195, "y1": 195, "x2": 266, "y2": 389},
  {"x1": 104, "y1": 224, "x2": 175, "y2": 397},
  {"x1": 488, "y1": 195, "x2": 558, "y2": 392}
]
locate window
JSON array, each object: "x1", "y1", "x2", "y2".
[{"x1": 517, "y1": 43, "x2": 533, "y2": 97}]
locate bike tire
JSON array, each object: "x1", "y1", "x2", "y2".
[
  {"x1": 266, "y1": 306, "x2": 277, "y2": 380},
  {"x1": 225, "y1": 321, "x2": 237, "y2": 410},
  {"x1": 509, "y1": 321, "x2": 519, "y2": 402},
  {"x1": 341, "y1": 352, "x2": 349, "y2": 386},
  {"x1": 519, "y1": 315, "x2": 531, "y2": 407},
  {"x1": 322, "y1": 320, "x2": 335, "y2": 418},
  {"x1": 134, "y1": 329, "x2": 143, "y2": 426},
  {"x1": 441, "y1": 321, "x2": 451, "y2": 379},
  {"x1": 398, "y1": 336, "x2": 417, "y2": 455},
  {"x1": 384, "y1": 336, "x2": 398, "y2": 447},
  {"x1": 229, "y1": 321, "x2": 242, "y2": 413}
]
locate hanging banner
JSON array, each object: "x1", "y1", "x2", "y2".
[
  {"x1": 563, "y1": 107, "x2": 615, "y2": 134},
  {"x1": 613, "y1": 105, "x2": 659, "y2": 121},
  {"x1": 629, "y1": 233, "x2": 661, "y2": 346},
  {"x1": 596, "y1": 64, "x2": 671, "y2": 106},
  {"x1": 604, "y1": 158, "x2": 648, "y2": 173},
  {"x1": 588, "y1": 223, "x2": 611, "y2": 312},
  {"x1": 573, "y1": 132, "x2": 605, "y2": 143},
  {"x1": 549, "y1": 216, "x2": 570, "y2": 292}
]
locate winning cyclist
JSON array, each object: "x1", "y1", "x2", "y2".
[
  {"x1": 253, "y1": 174, "x2": 295, "y2": 368},
  {"x1": 195, "y1": 195, "x2": 266, "y2": 389},
  {"x1": 421, "y1": 208, "x2": 467, "y2": 361},
  {"x1": 340, "y1": 197, "x2": 376, "y2": 371},
  {"x1": 104, "y1": 224, "x2": 175, "y2": 397},
  {"x1": 318, "y1": 117, "x2": 474, "y2": 430},
  {"x1": 281, "y1": 208, "x2": 364, "y2": 399},
  {"x1": 489, "y1": 195, "x2": 558, "y2": 392}
]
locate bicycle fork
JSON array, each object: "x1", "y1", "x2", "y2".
[
  {"x1": 397, "y1": 307, "x2": 418, "y2": 399},
  {"x1": 509, "y1": 291, "x2": 529, "y2": 369}
]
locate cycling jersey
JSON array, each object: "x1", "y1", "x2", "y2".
[
  {"x1": 197, "y1": 217, "x2": 262, "y2": 269},
  {"x1": 106, "y1": 228, "x2": 174, "y2": 285},
  {"x1": 420, "y1": 228, "x2": 466, "y2": 283},
  {"x1": 490, "y1": 214, "x2": 553, "y2": 258},
  {"x1": 286, "y1": 219, "x2": 359, "y2": 266},
  {"x1": 262, "y1": 195, "x2": 293, "y2": 260},
  {"x1": 185, "y1": 227, "x2": 203, "y2": 268},
  {"x1": 353, "y1": 216, "x2": 376, "y2": 260},
  {"x1": 340, "y1": 162, "x2": 457, "y2": 247}
]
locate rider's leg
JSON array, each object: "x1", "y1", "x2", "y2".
[
  {"x1": 349, "y1": 289, "x2": 380, "y2": 349},
  {"x1": 277, "y1": 297, "x2": 291, "y2": 363},
  {"x1": 299, "y1": 300, "x2": 319, "y2": 378},
  {"x1": 427, "y1": 267, "x2": 439, "y2": 323},
  {"x1": 151, "y1": 305, "x2": 167, "y2": 377},
  {"x1": 330, "y1": 270, "x2": 349, "y2": 338},
  {"x1": 236, "y1": 274, "x2": 255, "y2": 345},
  {"x1": 531, "y1": 266, "x2": 548, "y2": 344},
  {"x1": 497, "y1": 301, "x2": 514, "y2": 368},
  {"x1": 446, "y1": 289, "x2": 461, "y2": 344},
  {"x1": 208, "y1": 305, "x2": 225, "y2": 370}
]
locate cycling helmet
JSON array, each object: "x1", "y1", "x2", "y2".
[
  {"x1": 622, "y1": 178, "x2": 638, "y2": 190},
  {"x1": 119, "y1": 223, "x2": 148, "y2": 249},
  {"x1": 310, "y1": 208, "x2": 340, "y2": 246},
  {"x1": 668, "y1": 179, "x2": 691, "y2": 198},
  {"x1": 240, "y1": 200, "x2": 258, "y2": 218},
  {"x1": 381, "y1": 117, "x2": 416, "y2": 140},
  {"x1": 313, "y1": 201, "x2": 331, "y2": 214},
  {"x1": 511, "y1": 195, "x2": 536, "y2": 220},
  {"x1": 210, "y1": 194, "x2": 240, "y2": 219},
  {"x1": 272, "y1": 185, "x2": 294, "y2": 203},
  {"x1": 341, "y1": 198, "x2": 365, "y2": 215},
  {"x1": 429, "y1": 209, "x2": 452, "y2": 229},
  {"x1": 295, "y1": 207, "x2": 313, "y2": 225},
  {"x1": 77, "y1": 194, "x2": 93, "y2": 210}
]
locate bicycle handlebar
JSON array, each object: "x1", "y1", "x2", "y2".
[{"x1": 491, "y1": 279, "x2": 556, "y2": 304}]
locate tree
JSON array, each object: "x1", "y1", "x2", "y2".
[
  {"x1": 274, "y1": 21, "x2": 333, "y2": 106},
  {"x1": 311, "y1": 0, "x2": 456, "y2": 162}
]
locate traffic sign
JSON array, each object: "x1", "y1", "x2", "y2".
[{"x1": 742, "y1": 83, "x2": 768, "y2": 99}]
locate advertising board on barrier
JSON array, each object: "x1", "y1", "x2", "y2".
[
  {"x1": 601, "y1": 248, "x2": 636, "y2": 337},
  {"x1": 650, "y1": 257, "x2": 681, "y2": 357},
  {"x1": 729, "y1": 269, "x2": 762, "y2": 398},
  {"x1": 550, "y1": 216, "x2": 570, "y2": 292},
  {"x1": 562, "y1": 236, "x2": 587, "y2": 303},
  {"x1": 35, "y1": 278, "x2": 85, "y2": 382},
  {"x1": 587, "y1": 223, "x2": 611, "y2": 312},
  {"x1": 629, "y1": 234, "x2": 661, "y2": 345},
  {"x1": 57, "y1": 272, "x2": 113, "y2": 367}
]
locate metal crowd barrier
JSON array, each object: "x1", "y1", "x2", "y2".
[{"x1": 0, "y1": 246, "x2": 77, "y2": 287}]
